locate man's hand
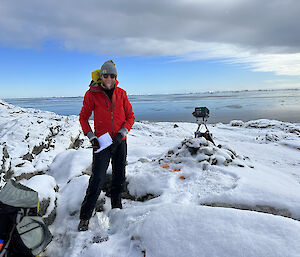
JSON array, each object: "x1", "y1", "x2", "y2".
[
  {"x1": 91, "y1": 138, "x2": 100, "y2": 150},
  {"x1": 111, "y1": 133, "x2": 123, "y2": 154},
  {"x1": 113, "y1": 133, "x2": 123, "y2": 145},
  {"x1": 86, "y1": 131, "x2": 100, "y2": 150}
]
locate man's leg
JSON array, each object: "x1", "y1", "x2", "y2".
[
  {"x1": 80, "y1": 148, "x2": 111, "y2": 222},
  {"x1": 111, "y1": 140, "x2": 127, "y2": 209}
]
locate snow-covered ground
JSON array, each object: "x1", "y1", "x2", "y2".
[{"x1": 1, "y1": 99, "x2": 300, "y2": 257}]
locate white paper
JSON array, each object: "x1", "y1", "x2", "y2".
[{"x1": 94, "y1": 132, "x2": 113, "y2": 153}]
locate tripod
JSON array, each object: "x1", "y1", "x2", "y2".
[{"x1": 194, "y1": 116, "x2": 215, "y2": 145}]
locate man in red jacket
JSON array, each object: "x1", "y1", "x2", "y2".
[{"x1": 78, "y1": 60, "x2": 135, "y2": 231}]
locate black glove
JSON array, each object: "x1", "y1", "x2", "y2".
[
  {"x1": 86, "y1": 132, "x2": 100, "y2": 151},
  {"x1": 111, "y1": 133, "x2": 123, "y2": 154},
  {"x1": 91, "y1": 138, "x2": 100, "y2": 150}
]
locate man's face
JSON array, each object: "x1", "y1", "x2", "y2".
[{"x1": 101, "y1": 74, "x2": 116, "y2": 90}]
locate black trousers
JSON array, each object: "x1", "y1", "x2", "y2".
[{"x1": 80, "y1": 140, "x2": 127, "y2": 220}]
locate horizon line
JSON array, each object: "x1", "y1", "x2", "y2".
[{"x1": 2, "y1": 87, "x2": 300, "y2": 100}]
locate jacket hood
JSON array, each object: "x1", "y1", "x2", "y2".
[{"x1": 89, "y1": 80, "x2": 119, "y2": 92}]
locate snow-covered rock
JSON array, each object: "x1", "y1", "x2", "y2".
[
  {"x1": 22, "y1": 175, "x2": 58, "y2": 224},
  {"x1": 0, "y1": 100, "x2": 89, "y2": 183},
  {"x1": 49, "y1": 149, "x2": 91, "y2": 185}
]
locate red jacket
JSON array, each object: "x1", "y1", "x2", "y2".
[{"x1": 79, "y1": 81, "x2": 135, "y2": 139}]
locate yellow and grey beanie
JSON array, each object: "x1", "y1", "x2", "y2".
[{"x1": 100, "y1": 60, "x2": 117, "y2": 77}]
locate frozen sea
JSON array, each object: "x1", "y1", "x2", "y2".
[{"x1": 4, "y1": 88, "x2": 300, "y2": 123}]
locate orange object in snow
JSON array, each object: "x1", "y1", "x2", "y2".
[
  {"x1": 160, "y1": 164, "x2": 170, "y2": 169},
  {"x1": 179, "y1": 176, "x2": 185, "y2": 180},
  {"x1": 172, "y1": 168, "x2": 181, "y2": 172}
]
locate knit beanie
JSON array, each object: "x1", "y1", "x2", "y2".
[{"x1": 100, "y1": 60, "x2": 117, "y2": 77}]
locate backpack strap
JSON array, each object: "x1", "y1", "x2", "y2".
[{"x1": 0, "y1": 210, "x2": 24, "y2": 257}]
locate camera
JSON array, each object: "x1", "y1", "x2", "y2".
[
  {"x1": 192, "y1": 106, "x2": 215, "y2": 145},
  {"x1": 192, "y1": 107, "x2": 209, "y2": 119}
]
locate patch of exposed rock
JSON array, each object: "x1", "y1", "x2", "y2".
[
  {"x1": 68, "y1": 134, "x2": 84, "y2": 150},
  {"x1": 201, "y1": 202, "x2": 296, "y2": 221},
  {"x1": 42, "y1": 198, "x2": 57, "y2": 226}
]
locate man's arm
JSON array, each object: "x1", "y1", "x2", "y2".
[
  {"x1": 79, "y1": 91, "x2": 94, "y2": 136},
  {"x1": 122, "y1": 92, "x2": 135, "y2": 134},
  {"x1": 111, "y1": 92, "x2": 135, "y2": 153}
]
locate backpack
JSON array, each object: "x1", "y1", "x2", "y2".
[
  {"x1": 0, "y1": 180, "x2": 52, "y2": 257},
  {"x1": 91, "y1": 69, "x2": 101, "y2": 83}
]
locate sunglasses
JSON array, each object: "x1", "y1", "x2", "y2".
[{"x1": 102, "y1": 74, "x2": 116, "y2": 79}]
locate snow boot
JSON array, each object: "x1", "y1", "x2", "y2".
[{"x1": 78, "y1": 220, "x2": 89, "y2": 232}]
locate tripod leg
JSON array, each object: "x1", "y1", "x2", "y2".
[
  {"x1": 206, "y1": 132, "x2": 216, "y2": 146},
  {"x1": 195, "y1": 124, "x2": 201, "y2": 138},
  {"x1": 204, "y1": 123, "x2": 216, "y2": 145}
]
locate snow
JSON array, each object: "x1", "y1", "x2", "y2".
[
  {"x1": 55, "y1": 175, "x2": 90, "y2": 229},
  {"x1": 106, "y1": 204, "x2": 300, "y2": 257},
  {"x1": 1, "y1": 99, "x2": 300, "y2": 257},
  {"x1": 49, "y1": 149, "x2": 91, "y2": 185}
]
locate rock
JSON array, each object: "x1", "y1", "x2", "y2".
[
  {"x1": 159, "y1": 137, "x2": 250, "y2": 170},
  {"x1": 44, "y1": 199, "x2": 57, "y2": 226},
  {"x1": 200, "y1": 147, "x2": 214, "y2": 156},
  {"x1": 138, "y1": 157, "x2": 151, "y2": 163},
  {"x1": 230, "y1": 120, "x2": 244, "y2": 127},
  {"x1": 15, "y1": 162, "x2": 25, "y2": 167},
  {"x1": 187, "y1": 147, "x2": 199, "y2": 155},
  {"x1": 68, "y1": 135, "x2": 84, "y2": 150},
  {"x1": 211, "y1": 158, "x2": 217, "y2": 165},
  {"x1": 32, "y1": 143, "x2": 47, "y2": 155},
  {"x1": 39, "y1": 198, "x2": 51, "y2": 216},
  {"x1": 201, "y1": 202, "x2": 294, "y2": 220},
  {"x1": 22, "y1": 152, "x2": 34, "y2": 161},
  {"x1": 1, "y1": 146, "x2": 9, "y2": 174},
  {"x1": 25, "y1": 133, "x2": 30, "y2": 140},
  {"x1": 95, "y1": 198, "x2": 106, "y2": 212},
  {"x1": 168, "y1": 150, "x2": 174, "y2": 155},
  {"x1": 3, "y1": 146, "x2": 9, "y2": 158},
  {"x1": 4, "y1": 164, "x2": 13, "y2": 181},
  {"x1": 15, "y1": 170, "x2": 44, "y2": 181},
  {"x1": 201, "y1": 161, "x2": 210, "y2": 170},
  {"x1": 136, "y1": 193, "x2": 158, "y2": 202}
]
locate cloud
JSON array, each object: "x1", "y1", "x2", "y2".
[
  {"x1": 1, "y1": 0, "x2": 300, "y2": 75},
  {"x1": 230, "y1": 52, "x2": 300, "y2": 76}
]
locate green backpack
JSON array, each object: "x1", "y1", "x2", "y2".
[{"x1": 0, "y1": 180, "x2": 52, "y2": 257}]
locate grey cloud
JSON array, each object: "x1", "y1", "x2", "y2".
[{"x1": 1, "y1": 0, "x2": 300, "y2": 56}]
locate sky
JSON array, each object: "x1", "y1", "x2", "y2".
[{"x1": 1, "y1": 0, "x2": 300, "y2": 98}]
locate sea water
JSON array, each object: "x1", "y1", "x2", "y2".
[{"x1": 4, "y1": 89, "x2": 300, "y2": 123}]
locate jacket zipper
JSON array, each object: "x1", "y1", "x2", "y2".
[
  {"x1": 99, "y1": 90, "x2": 115, "y2": 136},
  {"x1": 103, "y1": 92, "x2": 114, "y2": 136},
  {"x1": 111, "y1": 110, "x2": 114, "y2": 136}
]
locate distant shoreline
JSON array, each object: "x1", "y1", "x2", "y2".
[{"x1": 3, "y1": 87, "x2": 299, "y2": 100}]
